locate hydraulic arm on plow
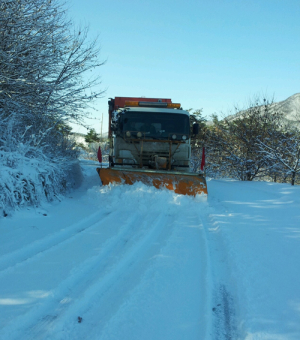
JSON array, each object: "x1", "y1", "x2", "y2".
[{"x1": 97, "y1": 97, "x2": 207, "y2": 196}]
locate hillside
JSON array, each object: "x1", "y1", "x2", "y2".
[
  {"x1": 225, "y1": 93, "x2": 300, "y2": 126},
  {"x1": 275, "y1": 93, "x2": 300, "y2": 124}
]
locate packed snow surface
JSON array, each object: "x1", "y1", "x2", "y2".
[{"x1": 0, "y1": 161, "x2": 300, "y2": 339}]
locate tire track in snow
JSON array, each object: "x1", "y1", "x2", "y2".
[
  {"x1": 96, "y1": 203, "x2": 212, "y2": 340},
  {"x1": 198, "y1": 203, "x2": 239, "y2": 339},
  {"x1": 28, "y1": 211, "x2": 171, "y2": 340},
  {"x1": 0, "y1": 209, "x2": 110, "y2": 274},
  {"x1": 193, "y1": 208, "x2": 214, "y2": 340},
  {"x1": 0, "y1": 209, "x2": 144, "y2": 340},
  {"x1": 2, "y1": 207, "x2": 170, "y2": 340}
]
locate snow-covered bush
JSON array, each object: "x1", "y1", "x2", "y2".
[
  {"x1": 77, "y1": 141, "x2": 109, "y2": 162},
  {"x1": 0, "y1": 115, "x2": 81, "y2": 216},
  {"x1": 190, "y1": 146, "x2": 204, "y2": 173},
  {"x1": 257, "y1": 125, "x2": 300, "y2": 185}
]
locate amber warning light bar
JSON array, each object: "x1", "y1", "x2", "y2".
[{"x1": 125, "y1": 101, "x2": 181, "y2": 109}]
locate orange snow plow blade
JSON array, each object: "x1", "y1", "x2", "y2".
[{"x1": 97, "y1": 168, "x2": 207, "y2": 196}]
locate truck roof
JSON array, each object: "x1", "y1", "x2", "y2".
[
  {"x1": 119, "y1": 107, "x2": 190, "y2": 116},
  {"x1": 113, "y1": 97, "x2": 172, "y2": 110}
]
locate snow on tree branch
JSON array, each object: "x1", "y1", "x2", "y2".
[{"x1": 0, "y1": 0, "x2": 104, "y2": 216}]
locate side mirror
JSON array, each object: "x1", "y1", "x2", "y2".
[{"x1": 192, "y1": 123, "x2": 199, "y2": 135}]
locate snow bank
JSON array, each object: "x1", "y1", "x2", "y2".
[
  {"x1": 0, "y1": 147, "x2": 82, "y2": 217},
  {"x1": 207, "y1": 179, "x2": 300, "y2": 339}
]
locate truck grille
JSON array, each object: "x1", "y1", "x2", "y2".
[{"x1": 141, "y1": 151, "x2": 169, "y2": 163}]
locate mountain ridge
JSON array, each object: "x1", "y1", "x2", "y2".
[{"x1": 225, "y1": 93, "x2": 300, "y2": 126}]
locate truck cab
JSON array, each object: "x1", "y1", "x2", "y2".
[{"x1": 108, "y1": 97, "x2": 196, "y2": 172}]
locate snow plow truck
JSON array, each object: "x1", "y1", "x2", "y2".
[{"x1": 97, "y1": 97, "x2": 207, "y2": 196}]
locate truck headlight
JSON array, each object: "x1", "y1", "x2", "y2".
[
  {"x1": 172, "y1": 134, "x2": 177, "y2": 139},
  {"x1": 137, "y1": 131, "x2": 142, "y2": 138},
  {"x1": 126, "y1": 131, "x2": 131, "y2": 137},
  {"x1": 182, "y1": 135, "x2": 187, "y2": 140}
]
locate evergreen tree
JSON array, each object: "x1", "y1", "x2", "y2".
[{"x1": 85, "y1": 128, "x2": 100, "y2": 143}]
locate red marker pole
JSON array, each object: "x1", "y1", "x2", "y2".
[
  {"x1": 97, "y1": 146, "x2": 102, "y2": 168},
  {"x1": 200, "y1": 147, "x2": 205, "y2": 171}
]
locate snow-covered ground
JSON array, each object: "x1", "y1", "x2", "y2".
[{"x1": 1, "y1": 162, "x2": 300, "y2": 340}]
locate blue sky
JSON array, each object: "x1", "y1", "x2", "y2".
[{"x1": 67, "y1": 0, "x2": 300, "y2": 134}]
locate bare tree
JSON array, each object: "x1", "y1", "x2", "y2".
[
  {"x1": 205, "y1": 99, "x2": 282, "y2": 181},
  {"x1": 0, "y1": 0, "x2": 104, "y2": 214},
  {"x1": 257, "y1": 125, "x2": 300, "y2": 186},
  {"x1": 0, "y1": 0, "x2": 104, "y2": 125}
]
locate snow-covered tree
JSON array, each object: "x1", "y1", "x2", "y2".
[
  {"x1": 0, "y1": 0, "x2": 104, "y2": 216},
  {"x1": 205, "y1": 99, "x2": 279, "y2": 181},
  {"x1": 0, "y1": 0, "x2": 104, "y2": 124},
  {"x1": 257, "y1": 124, "x2": 300, "y2": 186}
]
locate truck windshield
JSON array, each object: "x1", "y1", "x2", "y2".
[{"x1": 121, "y1": 111, "x2": 190, "y2": 139}]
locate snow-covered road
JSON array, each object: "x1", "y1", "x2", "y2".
[
  {"x1": 0, "y1": 164, "x2": 213, "y2": 340},
  {"x1": 1, "y1": 162, "x2": 300, "y2": 339}
]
